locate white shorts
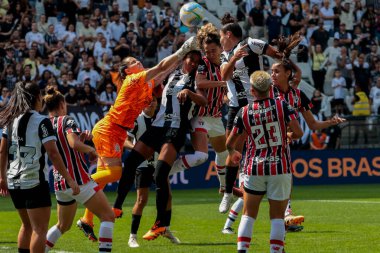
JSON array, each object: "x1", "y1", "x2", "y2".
[
  {"x1": 191, "y1": 116, "x2": 225, "y2": 138},
  {"x1": 55, "y1": 180, "x2": 99, "y2": 205},
  {"x1": 244, "y1": 174, "x2": 292, "y2": 201}
]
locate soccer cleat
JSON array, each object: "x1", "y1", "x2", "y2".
[
  {"x1": 76, "y1": 219, "x2": 97, "y2": 242},
  {"x1": 162, "y1": 228, "x2": 181, "y2": 244},
  {"x1": 284, "y1": 214, "x2": 304, "y2": 226},
  {"x1": 112, "y1": 207, "x2": 123, "y2": 218},
  {"x1": 222, "y1": 227, "x2": 234, "y2": 234},
  {"x1": 219, "y1": 193, "x2": 233, "y2": 214},
  {"x1": 142, "y1": 222, "x2": 166, "y2": 241},
  {"x1": 128, "y1": 234, "x2": 139, "y2": 248},
  {"x1": 286, "y1": 225, "x2": 304, "y2": 232}
]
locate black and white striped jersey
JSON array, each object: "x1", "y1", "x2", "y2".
[
  {"x1": 3, "y1": 110, "x2": 56, "y2": 189},
  {"x1": 152, "y1": 68, "x2": 196, "y2": 129},
  {"x1": 128, "y1": 111, "x2": 156, "y2": 168},
  {"x1": 221, "y1": 38, "x2": 268, "y2": 108}
]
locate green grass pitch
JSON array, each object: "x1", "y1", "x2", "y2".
[{"x1": 0, "y1": 184, "x2": 379, "y2": 253}]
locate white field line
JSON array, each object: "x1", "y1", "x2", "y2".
[{"x1": 303, "y1": 199, "x2": 380, "y2": 204}]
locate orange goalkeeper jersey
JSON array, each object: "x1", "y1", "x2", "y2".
[{"x1": 107, "y1": 71, "x2": 154, "y2": 129}]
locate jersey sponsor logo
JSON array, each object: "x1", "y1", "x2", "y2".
[
  {"x1": 253, "y1": 41, "x2": 264, "y2": 50},
  {"x1": 252, "y1": 156, "x2": 280, "y2": 163},
  {"x1": 236, "y1": 91, "x2": 248, "y2": 99},
  {"x1": 67, "y1": 119, "x2": 75, "y2": 126},
  {"x1": 166, "y1": 86, "x2": 184, "y2": 96},
  {"x1": 249, "y1": 105, "x2": 276, "y2": 115},
  {"x1": 233, "y1": 67, "x2": 248, "y2": 78}
]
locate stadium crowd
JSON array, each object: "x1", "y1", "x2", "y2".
[{"x1": 0, "y1": 0, "x2": 378, "y2": 149}]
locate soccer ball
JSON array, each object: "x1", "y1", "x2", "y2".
[{"x1": 180, "y1": 2, "x2": 204, "y2": 27}]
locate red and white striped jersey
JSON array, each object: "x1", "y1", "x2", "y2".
[
  {"x1": 50, "y1": 116, "x2": 91, "y2": 191},
  {"x1": 269, "y1": 85, "x2": 313, "y2": 115},
  {"x1": 232, "y1": 98, "x2": 297, "y2": 176},
  {"x1": 196, "y1": 56, "x2": 226, "y2": 117}
]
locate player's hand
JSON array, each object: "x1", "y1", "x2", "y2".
[
  {"x1": 67, "y1": 179, "x2": 80, "y2": 195},
  {"x1": 232, "y1": 44, "x2": 249, "y2": 61},
  {"x1": 88, "y1": 149, "x2": 98, "y2": 164},
  {"x1": 229, "y1": 150, "x2": 242, "y2": 166},
  {"x1": 330, "y1": 115, "x2": 346, "y2": 125},
  {"x1": 287, "y1": 131, "x2": 294, "y2": 144},
  {"x1": 0, "y1": 178, "x2": 9, "y2": 197},
  {"x1": 177, "y1": 89, "x2": 189, "y2": 105}
]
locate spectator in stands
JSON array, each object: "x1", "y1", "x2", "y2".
[
  {"x1": 0, "y1": 87, "x2": 11, "y2": 107},
  {"x1": 44, "y1": 24, "x2": 58, "y2": 52},
  {"x1": 137, "y1": 0, "x2": 157, "y2": 27},
  {"x1": 79, "y1": 82, "x2": 98, "y2": 107},
  {"x1": 331, "y1": 69, "x2": 347, "y2": 115},
  {"x1": 319, "y1": 0, "x2": 334, "y2": 35},
  {"x1": 310, "y1": 44, "x2": 327, "y2": 92},
  {"x1": 351, "y1": 85, "x2": 370, "y2": 144},
  {"x1": 39, "y1": 70, "x2": 53, "y2": 91},
  {"x1": 311, "y1": 89, "x2": 323, "y2": 116},
  {"x1": 110, "y1": 14, "x2": 126, "y2": 46},
  {"x1": 25, "y1": 22, "x2": 45, "y2": 50},
  {"x1": 366, "y1": 45, "x2": 379, "y2": 69},
  {"x1": 336, "y1": 46, "x2": 353, "y2": 89},
  {"x1": 266, "y1": 6, "x2": 282, "y2": 44},
  {"x1": 353, "y1": 54, "x2": 371, "y2": 95},
  {"x1": 99, "y1": 83, "x2": 117, "y2": 114},
  {"x1": 310, "y1": 20, "x2": 329, "y2": 50},
  {"x1": 334, "y1": 23, "x2": 352, "y2": 49},
  {"x1": 65, "y1": 86, "x2": 79, "y2": 106},
  {"x1": 288, "y1": 3, "x2": 305, "y2": 35},
  {"x1": 55, "y1": 15, "x2": 69, "y2": 41},
  {"x1": 116, "y1": 0, "x2": 134, "y2": 22},
  {"x1": 310, "y1": 129, "x2": 329, "y2": 150},
  {"x1": 96, "y1": 18, "x2": 112, "y2": 45},
  {"x1": 158, "y1": 17, "x2": 175, "y2": 39},
  {"x1": 77, "y1": 61, "x2": 102, "y2": 89},
  {"x1": 157, "y1": 37, "x2": 172, "y2": 62},
  {"x1": 67, "y1": 70, "x2": 79, "y2": 87},
  {"x1": 91, "y1": 8, "x2": 104, "y2": 26},
  {"x1": 23, "y1": 49, "x2": 39, "y2": 80},
  {"x1": 140, "y1": 10, "x2": 158, "y2": 31},
  {"x1": 0, "y1": 13, "x2": 17, "y2": 42},
  {"x1": 63, "y1": 24, "x2": 78, "y2": 47},
  {"x1": 78, "y1": 16, "x2": 96, "y2": 51},
  {"x1": 248, "y1": 0, "x2": 264, "y2": 39},
  {"x1": 340, "y1": 1, "x2": 355, "y2": 34},
  {"x1": 2, "y1": 65, "x2": 17, "y2": 91},
  {"x1": 94, "y1": 37, "x2": 113, "y2": 63},
  {"x1": 369, "y1": 77, "x2": 380, "y2": 115},
  {"x1": 371, "y1": 61, "x2": 380, "y2": 88},
  {"x1": 58, "y1": 73, "x2": 74, "y2": 95},
  {"x1": 332, "y1": 0, "x2": 342, "y2": 32},
  {"x1": 98, "y1": 52, "x2": 112, "y2": 72}
]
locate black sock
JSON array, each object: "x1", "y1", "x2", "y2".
[
  {"x1": 131, "y1": 214, "x2": 142, "y2": 234},
  {"x1": 18, "y1": 249, "x2": 30, "y2": 253},
  {"x1": 164, "y1": 209, "x2": 172, "y2": 227},
  {"x1": 154, "y1": 160, "x2": 171, "y2": 227},
  {"x1": 225, "y1": 166, "x2": 239, "y2": 193},
  {"x1": 114, "y1": 149, "x2": 146, "y2": 209}
]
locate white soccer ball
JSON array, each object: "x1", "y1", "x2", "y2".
[{"x1": 180, "y1": 2, "x2": 205, "y2": 27}]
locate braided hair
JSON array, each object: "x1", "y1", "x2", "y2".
[{"x1": 0, "y1": 81, "x2": 41, "y2": 127}]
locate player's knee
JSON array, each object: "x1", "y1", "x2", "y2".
[
  {"x1": 194, "y1": 151, "x2": 208, "y2": 166},
  {"x1": 99, "y1": 208, "x2": 115, "y2": 223}
]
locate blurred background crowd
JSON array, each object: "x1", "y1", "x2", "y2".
[{"x1": 0, "y1": 0, "x2": 379, "y2": 148}]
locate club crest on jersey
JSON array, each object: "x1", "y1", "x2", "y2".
[{"x1": 41, "y1": 123, "x2": 49, "y2": 138}]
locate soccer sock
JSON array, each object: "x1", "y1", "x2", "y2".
[
  {"x1": 284, "y1": 199, "x2": 292, "y2": 216},
  {"x1": 45, "y1": 225, "x2": 62, "y2": 252},
  {"x1": 18, "y1": 249, "x2": 30, "y2": 253},
  {"x1": 237, "y1": 215, "x2": 255, "y2": 252},
  {"x1": 215, "y1": 150, "x2": 228, "y2": 189},
  {"x1": 114, "y1": 150, "x2": 146, "y2": 209},
  {"x1": 224, "y1": 198, "x2": 244, "y2": 229},
  {"x1": 131, "y1": 214, "x2": 142, "y2": 235},
  {"x1": 170, "y1": 151, "x2": 208, "y2": 175},
  {"x1": 225, "y1": 166, "x2": 239, "y2": 194},
  {"x1": 99, "y1": 221, "x2": 114, "y2": 253},
  {"x1": 270, "y1": 219, "x2": 285, "y2": 253},
  {"x1": 154, "y1": 160, "x2": 171, "y2": 227},
  {"x1": 164, "y1": 209, "x2": 172, "y2": 227}
]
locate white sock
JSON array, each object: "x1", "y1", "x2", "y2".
[
  {"x1": 270, "y1": 219, "x2": 285, "y2": 253},
  {"x1": 224, "y1": 198, "x2": 244, "y2": 229},
  {"x1": 99, "y1": 221, "x2": 114, "y2": 253},
  {"x1": 45, "y1": 225, "x2": 62, "y2": 252},
  {"x1": 237, "y1": 215, "x2": 255, "y2": 251},
  {"x1": 215, "y1": 150, "x2": 228, "y2": 188},
  {"x1": 284, "y1": 199, "x2": 292, "y2": 216},
  {"x1": 171, "y1": 151, "x2": 208, "y2": 174}
]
